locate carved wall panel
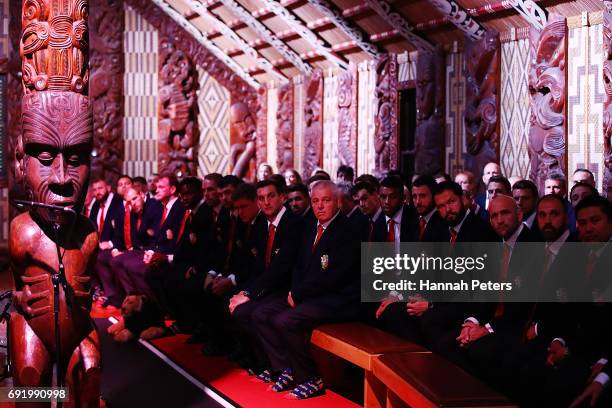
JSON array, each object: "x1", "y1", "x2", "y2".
[
  {"x1": 7, "y1": 0, "x2": 23, "y2": 197},
  {"x1": 256, "y1": 86, "x2": 267, "y2": 173},
  {"x1": 158, "y1": 38, "x2": 198, "y2": 177},
  {"x1": 528, "y1": 14, "x2": 567, "y2": 192},
  {"x1": 276, "y1": 82, "x2": 294, "y2": 173},
  {"x1": 125, "y1": 0, "x2": 260, "y2": 173},
  {"x1": 90, "y1": 0, "x2": 124, "y2": 185},
  {"x1": 415, "y1": 46, "x2": 445, "y2": 176},
  {"x1": 229, "y1": 97, "x2": 256, "y2": 179},
  {"x1": 303, "y1": 70, "x2": 324, "y2": 178},
  {"x1": 374, "y1": 53, "x2": 399, "y2": 176},
  {"x1": 604, "y1": 4, "x2": 612, "y2": 200},
  {"x1": 337, "y1": 67, "x2": 358, "y2": 169},
  {"x1": 464, "y1": 30, "x2": 500, "y2": 182}
]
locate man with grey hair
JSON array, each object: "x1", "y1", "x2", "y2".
[{"x1": 248, "y1": 179, "x2": 361, "y2": 399}]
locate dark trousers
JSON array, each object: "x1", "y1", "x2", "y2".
[
  {"x1": 110, "y1": 250, "x2": 155, "y2": 298},
  {"x1": 250, "y1": 295, "x2": 358, "y2": 383},
  {"x1": 95, "y1": 249, "x2": 124, "y2": 306},
  {"x1": 378, "y1": 302, "x2": 427, "y2": 345}
]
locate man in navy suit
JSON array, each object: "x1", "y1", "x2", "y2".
[
  {"x1": 337, "y1": 181, "x2": 369, "y2": 241},
  {"x1": 354, "y1": 181, "x2": 383, "y2": 241},
  {"x1": 229, "y1": 180, "x2": 303, "y2": 372},
  {"x1": 287, "y1": 183, "x2": 315, "y2": 222},
  {"x1": 475, "y1": 162, "x2": 502, "y2": 212},
  {"x1": 247, "y1": 180, "x2": 360, "y2": 399},
  {"x1": 90, "y1": 178, "x2": 125, "y2": 306},
  {"x1": 111, "y1": 175, "x2": 185, "y2": 298},
  {"x1": 512, "y1": 179, "x2": 541, "y2": 237}
]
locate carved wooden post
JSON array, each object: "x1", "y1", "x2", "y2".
[
  {"x1": 337, "y1": 65, "x2": 358, "y2": 169},
  {"x1": 374, "y1": 54, "x2": 399, "y2": 176},
  {"x1": 11, "y1": 0, "x2": 101, "y2": 404},
  {"x1": 528, "y1": 14, "x2": 567, "y2": 192},
  {"x1": 256, "y1": 86, "x2": 268, "y2": 173},
  {"x1": 303, "y1": 69, "x2": 324, "y2": 178},
  {"x1": 90, "y1": 0, "x2": 124, "y2": 185},
  {"x1": 229, "y1": 97, "x2": 257, "y2": 179},
  {"x1": 7, "y1": 0, "x2": 23, "y2": 197},
  {"x1": 415, "y1": 46, "x2": 445, "y2": 176},
  {"x1": 276, "y1": 81, "x2": 294, "y2": 173},
  {"x1": 158, "y1": 38, "x2": 198, "y2": 177},
  {"x1": 464, "y1": 30, "x2": 500, "y2": 181},
  {"x1": 604, "y1": 3, "x2": 612, "y2": 200}
]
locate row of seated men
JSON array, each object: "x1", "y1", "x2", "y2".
[{"x1": 86, "y1": 164, "x2": 611, "y2": 405}]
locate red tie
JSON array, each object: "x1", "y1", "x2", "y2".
[
  {"x1": 98, "y1": 202, "x2": 106, "y2": 234},
  {"x1": 160, "y1": 205, "x2": 168, "y2": 227},
  {"x1": 265, "y1": 224, "x2": 276, "y2": 268},
  {"x1": 449, "y1": 228, "x2": 458, "y2": 245},
  {"x1": 387, "y1": 219, "x2": 396, "y2": 243},
  {"x1": 418, "y1": 217, "x2": 427, "y2": 241},
  {"x1": 176, "y1": 210, "x2": 192, "y2": 242},
  {"x1": 123, "y1": 204, "x2": 132, "y2": 250},
  {"x1": 312, "y1": 224, "x2": 325, "y2": 253}
]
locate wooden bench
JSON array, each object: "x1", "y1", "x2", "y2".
[
  {"x1": 311, "y1": 322, "x2": 428, "y2": 407},
  {"x1": 372, "y1": 352, "x2": 518, "y2": 408}
]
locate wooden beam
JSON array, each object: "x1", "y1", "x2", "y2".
[
  {"x1": 219, "y1": 0, "x2": 313, "y2": 75},
  {"x1": 259, "y1": 0, "x2": 349, "y2": 69},
  {"x1": 426, "y1": 0, "x2": 486, "y2": 40},
  {"x1": 308, "y1": 0, "x2": 381, "y2": 59},
  {"x1": 184, "y1": 0, "x2": 288, "y2": 83},
  {"x1": 151, "y1": 0, "x2": 260, "y2": 89},
  {"x1": 363, "y1": 0, "x2": 434, "y2": 52},
  {"x1": 507, "y1": 0, "x2": 548, "y2": 31}
]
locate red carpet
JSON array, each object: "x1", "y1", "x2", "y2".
[{"x1": 148, "y1": 333, "x2": 361, "y2": 408}]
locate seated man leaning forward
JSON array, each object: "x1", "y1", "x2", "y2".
[{"x1": 245, "y1": 180, "x2": 361, "y2": 400}]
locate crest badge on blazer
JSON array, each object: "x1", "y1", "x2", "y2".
[{"x1": 321, "y1": 254, "x2": 329, "y2": 271}]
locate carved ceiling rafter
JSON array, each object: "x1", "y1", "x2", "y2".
[
  {"x1": 219, "y1": 0, "x2": 313, "y2": 75},
  {"x1": 363, "y1": 0, "x2": 434, "y2": 52},
  {"x1": 426, "y1": 0, "x2": 486, "y2": 40},
  {"x1": 184, "y1": 0, "x2": 288, "y2": 83},
  {"x1": 152, "y1": 0, "x2": 260, "y2": 89},
  {"x1": 259, "y1": 0, "x2": 349, "y2": 69},
  {"x1": 307, "y1": 0, "x2": 381, "y2": 59},
  {"x1": 508, "y1": 0, "x2": 548, "y2": 31}
]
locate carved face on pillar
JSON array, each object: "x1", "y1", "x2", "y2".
[
  {"x1": 16, "y1": 92, "x2": 93, "y2": 224},
  {"x1": 230, "y1": 102, "x2": 256, "y2": 142},
  {"x1": 416, "y1": 54, "x2": 434, "y2": 121},
  {"x1": 528, "y1": 16, "x2": 567, "y2": 189}
]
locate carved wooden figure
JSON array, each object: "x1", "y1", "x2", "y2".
[
  {"x1": 303, "y1": 70, "x2": 324, "y2": 178},
  {"x1": 255, "y1": 86, "x2": 268, "y2": 174},
  {"x1": 337, "y1": 66, "x2": 358, "y2": 169},
  {"x1": 374, "y1": 54, "x2": 399, "y2": 176},
  {"x1": 464, "y1": 30, "x2": 500, "y2": 182},
  {"x1": 276, "y1": 82, "x2": 294, "y2": 173},
  {"x1": 10, "y1": 1, "x2": 101, "y2": 406},
  {"x1": 158, "y1": 38, "x2": 198, "y2": 177},
  {"x1": 90, "y1": 0, "x2": 124, "y2": 185},
  {"x1": 415, "y1": 46, "x2": 445, "y2": 176},
  {"x1": 604, "y1": 3, "x2": 612, "y2": 200},
  {"x1": 230, "y1": 100, "x2": 257, "y2": 178},
  {"x1": 528, "y1": 14, "x2": 568, "y2": 192}
]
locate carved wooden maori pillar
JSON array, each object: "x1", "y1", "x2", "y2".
[
  {"x1": 374, "y1": 54, "x2": 399, "y2": 176},
  {"x1": 464, "y1": 30, "x2": 500, "y2": 182},
  {"x1": 415, "y1": 46, "x2": 445, "y2": 176},
  {"x1": 303, "y1": 69, "x2": 324, "y2": 178},
  {"x1": 11, "y1": 0, "x2": 101, "y2": 404},
  {"x1": 7, "y1": 0, "x2": 23, "y2": 196},
  {"x1": 256, "y1": 86, "x2": 268, "y2": 173},
  {"x1": 90, "y1": 0, "x2": 124, "y2": 185},
  {"x1": 230, "y1": 96, "x2": 257, "y2": 178},
  {"x1": 337, "y1": 66, "x2": 358, "y2": 169},
  {"x1": 158, "y1": 38, "x2": 198, "y2": 177},
  {"x1": 604, "y1": 3, "x2": 612, "y2": 200},
  {"x1": 276, "y1": 82, "x2": 294, "y2": 173},
  {"x1": 125, "y1": 0, "x2": 260, "y2": 179},
  {"x1": 528, "y1": 14, "x2": 567, "y2": 192}
]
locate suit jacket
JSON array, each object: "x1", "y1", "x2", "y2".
[
  {"x1": 302, "y1": 207, "x2": 316, "y2": 224},
  {"x1": 469, "y1": 226, "x2": 541, "y2": 333},
  {"x1": 245, "y1": 209, "x2": 303, "y2": 299},
  {"x1": 403, "y1": 210, "x2": 449, "y2": 242},
  {"x1": 147, "y1": 197, "x2": 186, "y2": 254},
  {"x1": 173, "y1": 201, "x2": 216, "y2": 270},
  {"x1": 454, "y1": 211, "x2": 499, "y2": 243},
  {"x1": 291, "y1": 214, "x2": 360, "y2": 304},
  {"x1": 129, "y1": 198, "x2": 164, "y2": 250},
  {"x1": 227, "y1": 213, "x2": 266, "y2": 288},
  {"x1": 372, "y1": 205, "x2": 418, "y2": 242},
  {"x1": 90, "y1": 193, "x2": 125, "y2": 249},
  {"x1": 346, "y1": 207, "x2": 370, "y2": 242}
]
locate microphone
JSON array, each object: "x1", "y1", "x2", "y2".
[{"x1": 13, "y1": 199, "x2": 77, "y2": 215}]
